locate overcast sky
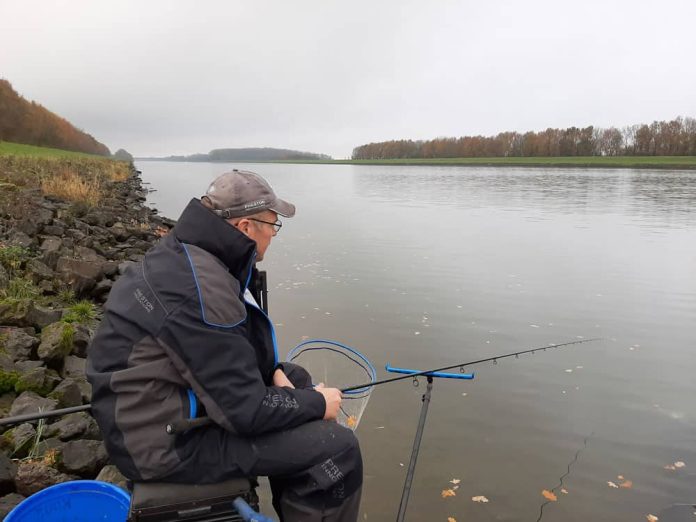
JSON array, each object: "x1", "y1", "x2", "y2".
[{"x1": 2, "y1": 0, "x2": 695, "y2": 158}]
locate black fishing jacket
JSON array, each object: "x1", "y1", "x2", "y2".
[{"x1": 86, "y1": 199, "x2": 326, "y2": 481}]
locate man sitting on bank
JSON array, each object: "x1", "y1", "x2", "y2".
[{"x1": 86, "y1": 169, "x2": 363, "y2": 521}]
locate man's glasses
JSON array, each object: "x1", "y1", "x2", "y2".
[{"x1": 248, "y1": 217, "x2": 282, "y2": 233}]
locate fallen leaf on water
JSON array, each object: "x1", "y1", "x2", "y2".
[
  {"x1": 664, "y1": 465, "x2": 676, "y2": 471},
  {"x1": 619, "y1": 480, "x2": 633, "y2": 489},
  {"x1": 560, "y1": 488, "x2": 568, "y2": 494},
  {"x1": 452, "y1": 485, "x2": 459, "y2": 491},
  {"x1": 607, "y1": 481, "x2": 619, "y2": 488},
  {"x1": 447, "y1": 518, "x2": 457, "y2": 522},
  {"x1": 441, "y1": 489, "x2": 456, "y2": 498},
  {"x1": 542, "y1": 490, "x2": 557, "y2": 501},
  {"x1": 617, "y1": 475, "x2": 624, "y2": 480},
  {"x1": 674, "y1": 461, "x2": 685, "y2": 468},
  {"x1": 450, "y1": 479, "x2": 461, "y2": 485},
  {"x1": 471, "y1": 495, "x2": 489, "y2": 503},
  {"x1": 646, "y1": 515, "x2": 658, "y2": 522},
  {"x1": 346, "y1": 416, "x2": 357, "y2": 428}
]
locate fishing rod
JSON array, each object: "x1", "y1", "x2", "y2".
[
  {"x1": 164, "y1": 338, "x2": 598, "y2": 434},
  {"x1": 342, "y1": 337, "x2": 601, "y2": 393},
  {"x1": 0, "y1": 338, "x2": 600, "y2": 431}
]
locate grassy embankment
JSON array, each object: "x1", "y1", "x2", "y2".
[
  {"x1": 0, "y1": 141, "x2": 130, "y2": 206},
  {"x1": 272, "y1": 156, "x2": 696, "y2": 169}
]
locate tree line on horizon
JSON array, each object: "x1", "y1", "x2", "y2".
[
  {"x1": 352, "y1": 117, "x2": 696, "y2": 160},
  {"x1": 0, "y1": 79, "x2": 110, "y2": 156},
  {"x1": 159, "y1": 147, "x2": 332, "y2": 162}
]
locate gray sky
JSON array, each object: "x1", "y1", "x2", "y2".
[{"x1": 2, "y1": 0, "x2": 695, "y2": 158}]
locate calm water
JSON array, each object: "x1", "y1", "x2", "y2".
[{"x1": 137, "y1": 161, "x2": 696, "y2": 522}]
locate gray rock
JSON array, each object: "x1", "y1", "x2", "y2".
[
  {"x1": 34, "y1": 437, "x2": 65, "y2": 458},
  {"x1": 14, "y1": 367, "x2": 60, "y2": 396},
  {"x1": 8, "y1": 229, "x2": 33, "y2": 248},
  {"x1": 91, "y1": 278, "x2": 113, "y2": 300},
  {"x1": 42, "y1": 225, "x2": 65, "y2": 236},
  {"x1": 0, "y1": 493, "x2": 25, "y2": 518},
  {"x1": 0, "y1": 301, "x2": 61, "y2": 330},
  {"x1": 37, "y1": 322, "x2": 74, "y2": 363},
  {"x1": 58, "y1": 439, "x2": 109, "y2": 476},
  {"x1": 71, "y1": 324, "x2": 92, "y2": 358},
  {"x1": 25, "y1": 304, "x2": 62, "y2": 330},
  {"x1": 96, "y1": 465, "x2": 128, "y2": 491},
  {"x1": 0, "y1": 264, "x2": 8, "y2": 290},
  {"x1": 8, "y1": 391, "x2": 58, "y2": 418},
  {"x1": 40, "y1": 237, "x2": 63, "y2": 253},
  {"x1": 0, "y1": 393, "x2": 16, "y2": 417},
  {"x1": 17, "y1": 207, "x2": 53, "y2": 236},
  {"x1": 73, "y1": 246, "x2": 100, "y2": 261},
  {"x1": 14, "y1": 461, "x2": 76, "y2": 496},
  {"x1": 61, "y1": 356, "x2": 86, "y2": 380},
  {"x1": 45, "y1": 412, "x2": 100, "y2": 441},
  {"x1": 110, "y1": 222, "x2": 129, "y2": 241},
  {"x1": 101, "y1": 261, "x2": 120, "y2": 278},
  {"x1": 2, "y1": 423, "x2": 36, "y2": 458},
  {"x1": 0, "y1": 353, "x2": 17, "y2": 373},
  {"x1": 0, "y1": 452, "x2": 17, "y2": 495},
  {"x1": 55, "y1": 257, "x2": 104, "y2": 295},
  {"x1": 0, "y1": 328, "x2": 39, "y2": 362},
  {"x1": 26, "y1": 259, "x2": 54, "y2": 283},
  {"x1": 15, "y1": 360, "x2": 44, "y2": 373},
  {"x1": 48, "y1": 379, "x2": 83, "y2": 408}
]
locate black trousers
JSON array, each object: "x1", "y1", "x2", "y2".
[{"x1": 166, "y1": 364, "x2": 363, "y2": 521}]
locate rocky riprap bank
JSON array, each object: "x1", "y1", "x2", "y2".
[{"x1": 0, "y1": 167, "x2": 173, "y2": 516}]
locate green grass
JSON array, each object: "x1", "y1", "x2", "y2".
[
  {"x1": 269, "y1": 156, "x2": 696, "y2": 169},
  {"x1": 0, "y1": 141, "x2": 105, "y2": 159}
]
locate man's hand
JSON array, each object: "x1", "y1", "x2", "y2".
[
  {"x1": 273, "y1": 369, "x2": 295, "y2": 388},
  {"x1": 314, "y1": 383, "x2": 342, "y2": 420}
]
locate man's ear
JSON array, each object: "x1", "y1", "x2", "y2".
[{"x1": 233, "y1": 217, "x2": 252, "y2": 236}]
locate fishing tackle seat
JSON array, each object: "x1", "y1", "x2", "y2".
[{"x1": 127, "y1": 477, "x2": 259, "y2": 522}]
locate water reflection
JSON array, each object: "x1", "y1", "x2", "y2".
[{"x1": 353, "y1": 166, "x2": 696, "y2": 227}]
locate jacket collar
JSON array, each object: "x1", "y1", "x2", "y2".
[{"x1": 173, "y1": 198, "x2": 257, "y2": 284}]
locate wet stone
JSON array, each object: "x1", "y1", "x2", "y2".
[
  {"x1": 14, "y1": 461, "x2": 76, "y2": 496},
  {"x1": 0, "y1": 493, "x2": 25, "y2": 518},
  {"x1": 58, "y1": 439, "x2": 109, "y2": 477},
  {"x1": 0, "y1": 327, "x2": 38, "y2": 362}
]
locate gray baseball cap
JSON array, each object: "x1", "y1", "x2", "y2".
[{"x1": 203, "y1": 169, "x2": 296, "y2": 219}]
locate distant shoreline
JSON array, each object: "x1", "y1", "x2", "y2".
[{"x1": 135, "y1": 156, "x2": 696, "y2": 170}]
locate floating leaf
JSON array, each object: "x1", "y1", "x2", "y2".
[
  {"x1": 646, "y1": 515, "x2": 658, "y2": 522},
  {"x1": 471, "y1": 495, "x2": 489, "y2": 503},
  {"x1": 452, "y1": 485, "x2": 459, "y2": 491},
  {"x1": 617, "y1": 475, "x2": 624, "y2": 480},
  {"x1": 346, "y1": 416, "x2": 357, "y2": 428},
  {"x1": 542, "y1": 490, "x2": 557, "y2": 501},
  {"x1": 560, "y1": 488, "x2": 568, "y2": 494},
  {"x1": 450, "y1": 479, "x2": 461, "y2": 485},
  {"x1": 448, "y1": 518, "x2": 457, "y2": 522},
  {"x1": 441, "y1": 489, "x2": 456, "y2": 498},
  {"x1": 664, "y1": 465, "x2": 676, "y2": 471},
  {"x1": 619, "y1": 480, "x2": 633, "y2": 489},
  {"x1": 607, "y1": 481, "x2": 619, "y2": 488},
  {"x1": 674, "y1": 461, "x2": 685, "y2": 468}
]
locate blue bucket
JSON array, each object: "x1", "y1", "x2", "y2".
[{"x1": 6, "y1": 480, "x2": 130, "y2": 521}]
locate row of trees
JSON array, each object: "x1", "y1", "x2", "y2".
[
  {"x1": 352, "y1": 118, "x2": 696, "y2": 159},
  {"x1": 0, "y1": 79, "x2": 110, "y2": 156}
]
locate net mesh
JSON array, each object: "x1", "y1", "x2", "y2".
[{"x1": 287, "y1": 340, "x2": 375, "y2": 431}]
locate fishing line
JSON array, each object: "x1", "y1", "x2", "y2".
[{"x1": 536, "y1": 433, "x2": 593, "y2": 522}]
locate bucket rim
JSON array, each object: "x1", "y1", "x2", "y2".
[
  {"x1": 5, "y1": 479, "x2": 130, "y2": 520},
  {"x1": 287, "y1": 339, "x2": 376, "y2": 395}
]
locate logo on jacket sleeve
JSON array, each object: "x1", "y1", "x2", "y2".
[{"x1": 134, "y1": 288, "x2": 154, "y2": 313}]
